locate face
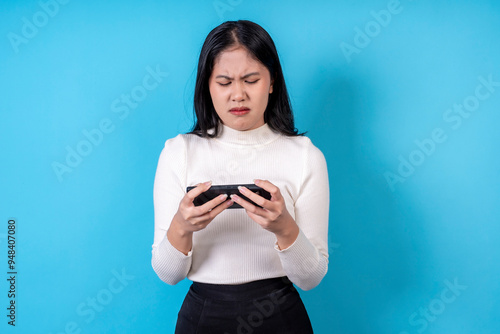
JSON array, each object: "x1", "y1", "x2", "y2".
[{"x1": 208, "y1": 46, "x2": 274, "y2": 131}]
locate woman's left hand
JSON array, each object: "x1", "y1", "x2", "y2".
[{"x1": 230, "y1": 179, "x2": 299, "y2": 249}]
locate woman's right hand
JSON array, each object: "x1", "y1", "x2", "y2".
[{"x1": 172, "y1": 181, "x2": 234, "y2": 234}]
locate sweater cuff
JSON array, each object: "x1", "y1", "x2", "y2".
[
  {"x1": 274, "y1": 228, "x2": 326, "y2": 290},
  {"x1": 274, "y1": 227, "x2": 311, "y2": 254},
  {"x1": 152, "y1": 234, "x2": 192, "y2": 285},
  {"x1": 159, "y1": 234, "x2": 193, "y2": 258}
]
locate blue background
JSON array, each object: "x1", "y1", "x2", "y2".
[{"x1": 1, "y1": 0, "x2": 499, "y2": 333}]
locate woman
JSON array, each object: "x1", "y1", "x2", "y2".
[{"x1": 151, "y1": 20, "x2": 330, "y2": 333}]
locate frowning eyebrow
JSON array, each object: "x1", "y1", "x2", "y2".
[{"x1": 215, "y1": 72, "x2": 260, "y2": 80}]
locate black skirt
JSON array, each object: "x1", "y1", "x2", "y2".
[{"x1": 174, "y1": 276, "x2": 314, "y2": 334}]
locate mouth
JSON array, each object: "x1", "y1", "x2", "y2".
[{"x1": 229, "y1": 107, "x2": 250, "y2": 115}]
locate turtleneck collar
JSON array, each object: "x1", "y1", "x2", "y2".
[{"x1": 209, "y1": 122, "x2": 281, "y2": 146}]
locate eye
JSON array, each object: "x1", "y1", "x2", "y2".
[
  {"x1": 246, "y1": 80, "x2": 259, "y2": 84},
  {"x1": 218, "y1": 82, "x2": 231, "y2": 86}
]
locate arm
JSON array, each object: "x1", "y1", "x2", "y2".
[
  {"x1": 151, "y1": 135, "x2": 192, "y2": 285},
  {"x1": 274, "y1": 139, "x2": 330, "y2": 291}
]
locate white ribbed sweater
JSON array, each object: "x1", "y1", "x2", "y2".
[{"x1": 151, "y1": 122, "x2": 330, "y2": 291}]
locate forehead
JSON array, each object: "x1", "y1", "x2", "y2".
[{"x1": 212, "y1": 47, "x2": 266, "y2": 73}]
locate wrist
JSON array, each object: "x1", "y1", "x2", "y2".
[
  {"x1": 274, "y1": 215, "x2": 298, "y2": 237},
  {"x1": 275, "y1": 218, "x2": 299, "y2": 250},
  {"x1": 169, "y1": 214, "x2": 193, "y2": 238},
  {"x1": 167, "y1": 214, "x2": 193, "y2": 256},
  {"x1": 275, "y1": 223, "x2": 299, "y2": 239}
]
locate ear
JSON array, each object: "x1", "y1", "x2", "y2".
[{"x1": 269, "y1": 78, "x2": 275, "y2": 94}]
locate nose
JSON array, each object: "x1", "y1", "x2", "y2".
[{"x1": 231, "y1": 81, "x2": 245, "y2": 101}]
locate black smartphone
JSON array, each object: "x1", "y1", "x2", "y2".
[{"x1": 186, "y1": 184, "x2": 271, "y2": 209}]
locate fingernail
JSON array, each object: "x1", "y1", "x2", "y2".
[
  {"x1": 253, "y1": 179, "x2": 260, "y2": 185},
  {"x1": 238, "y1": 186, "x2": 246, "y2": 193},
  {"x1": 219, "y1": 194, "x2": 228, "y2": 200},
  {"x1": 204, "y1": 180, "x2": 212, "y2": 186},
  {"x1": 230, "y1": 194, "x2": 239, "y2": 200}
]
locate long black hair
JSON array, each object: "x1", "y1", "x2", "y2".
[{"x1": 186, "y1": 20, "x2": 307, "y2": 138}]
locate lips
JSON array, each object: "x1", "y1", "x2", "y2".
[{"x1": 230, "y1": 107, "x2": 250, "y2": 115}]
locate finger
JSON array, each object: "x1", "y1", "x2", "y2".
[
  {"x1": 198, "y1": 193, "x2": 230, "y2": 213},
  {"x1": 230, "y1": 193, "x2": 264, "y2": 215},
  {"x1": 237, "y1": 185, "x2": 267, "y2": 209},
  {"x1": 208, "y1": 198, "x2": 234, "y2": 217},
  {"x1": 185, "y1": 181, "x2": 212, "y2": 202},
  {"x1": 255, "y1": 179, "x2": 281, "y2": 201},
  {"x1": 194, "y1": 197, "x2": 233, "y2": 224}
]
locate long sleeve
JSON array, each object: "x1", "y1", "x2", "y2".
[
  {"x1": 274, "y1": 138, "x2": 330, "y2": 290},
  {"x1": 151, "y1": 123, "x2": 331, "y2": 288},
  {"x1": 151, "y1": 135, "x2": 192, "y2": 285}
]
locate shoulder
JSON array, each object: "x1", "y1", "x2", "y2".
[
  {"x1": 278, "y1": 133, "x2": 309, "y2": 148},
  {"x1": 284, "y1": 135, "x2": 325, "y2": 156},
  {"x1": 161, "y1": 132, "x2": 212, "y2": 155},
  {"x1": 284, "y1": 135, "x2": 328, "y2": 172},
  {"x1": 162, "y1": 133, "x2": 185, "y2": 151},
  {"x1": 163, "y1": 131, "x2": 206, "y2": 147},
  {"x1": 158, "y1": 133, "x2": 190, "y2": 162}
]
